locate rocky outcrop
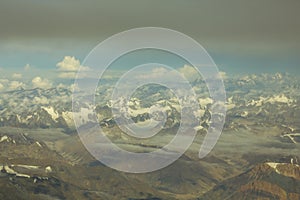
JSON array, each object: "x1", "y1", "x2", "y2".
[{"x1": 200, "y1": 161, "x2": 300, "y2": 200}]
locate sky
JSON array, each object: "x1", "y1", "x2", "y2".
[{"x1": 0, "y1": 0, "x2": 299, "y2": 87}]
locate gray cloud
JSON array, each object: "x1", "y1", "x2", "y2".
[
  {"x1": 0, "y1": 0, "x2": 299, "y2": 44},
  {"x1": 0, "y1": 0, "x2": 299, "y2": 74}
]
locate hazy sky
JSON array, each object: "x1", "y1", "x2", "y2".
[{"x1": 0, "y1": 0, "x2": 299, "y2": 76}]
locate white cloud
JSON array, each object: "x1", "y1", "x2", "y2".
[
  {"x1": 138, "y1": 67, "x2": 169, "y2": 79},
  {"x1": 178, "y1": 65, "x2": 199, "y2": 82},
  {"x1": 32, "y1": 77, "x2": 52, "y2": 89},
  {"x1": 56, "y1": 83, "x2": 80, "y2": 92},
  {"x1": 57, "y1": 56, "x2": 90, "y2": 72},
  {"x1": 70, "y1": 83, "x2": 80, "y2": 92},
  {"x1": 9, "y1": 81, "x2": 25, "y2": 90},
  {"x1": 136, "y1": 66, "x2": 199, "y2": 82},
  {"x1": 56, "y1": 56, "x2": 90, "y2": 79},
  {"x1": 58, "y1": 72, "x2": 77, "y2": 79},
  {"x1": 0, "y1": 83, "x2": 4, "y2": 91},
  {"x1": 33, "y1": 96, "x2": 49, "y2": 105},
  {"x1": 12, "y1": 73, "x2": 22, "y2": 79},
  {"x1": 0, "y1": 79, "x2": 9, "y2": 84},
  {"x1": 58, "y1": 71, "x2": 89, "y2": 79},
  {"x1": 56, "y1": 83, "x2": 66, "y2": 88},
  {"x1": 24, "y1": 64, "x2": 31, "y2": 71},
  {"x1": 219, "y1": 71, "x2": 227, "y2": 79},
  {"x1": 138, "y1": 65, "x2": 199, "y2": 82}
]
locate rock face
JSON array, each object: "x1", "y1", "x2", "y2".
[
  {"x1": 0, "y1": 131, "x2": 170, "y2": 200},
  {"x1": 200, "y1": 160, "x2": 300, "y2": 200}
]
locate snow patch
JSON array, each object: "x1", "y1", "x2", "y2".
[
  {"x1": 266, "y1": 162, "x2": 281, "y2": 174},
  {"x1": 36, "y1": 141, "x2": 42, "y2": 148},
  {"x1": 247, "y1": 95, "x2": 294, "y2": 107},
  {"x1": 267, "y1": 94, "x2": 294, "y2": 105},
  {"x1": 42, "y1": 106, "x2": 59, "y2": 121},
  {"x1": 194, "y1": 125, "x2": 204, "y2": 131},
  {"x1": 12, "y1": 164, "x2": 40, "y2": 169},
  {"x1": 0, "y1": 135, "x2": 10, "y2": 143},
  {"x1": 45, "y1": 166, "x2": 52, "y2": 173},
  {"x1": 62, "y1": 111, "x2": 74, "y2": 127},
  {"x1": 198, "y1": 98, "x2": 213, "y2": 108},
  {"x1": 2, "y1": 165, "x2": 31, "y2": 178}
]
